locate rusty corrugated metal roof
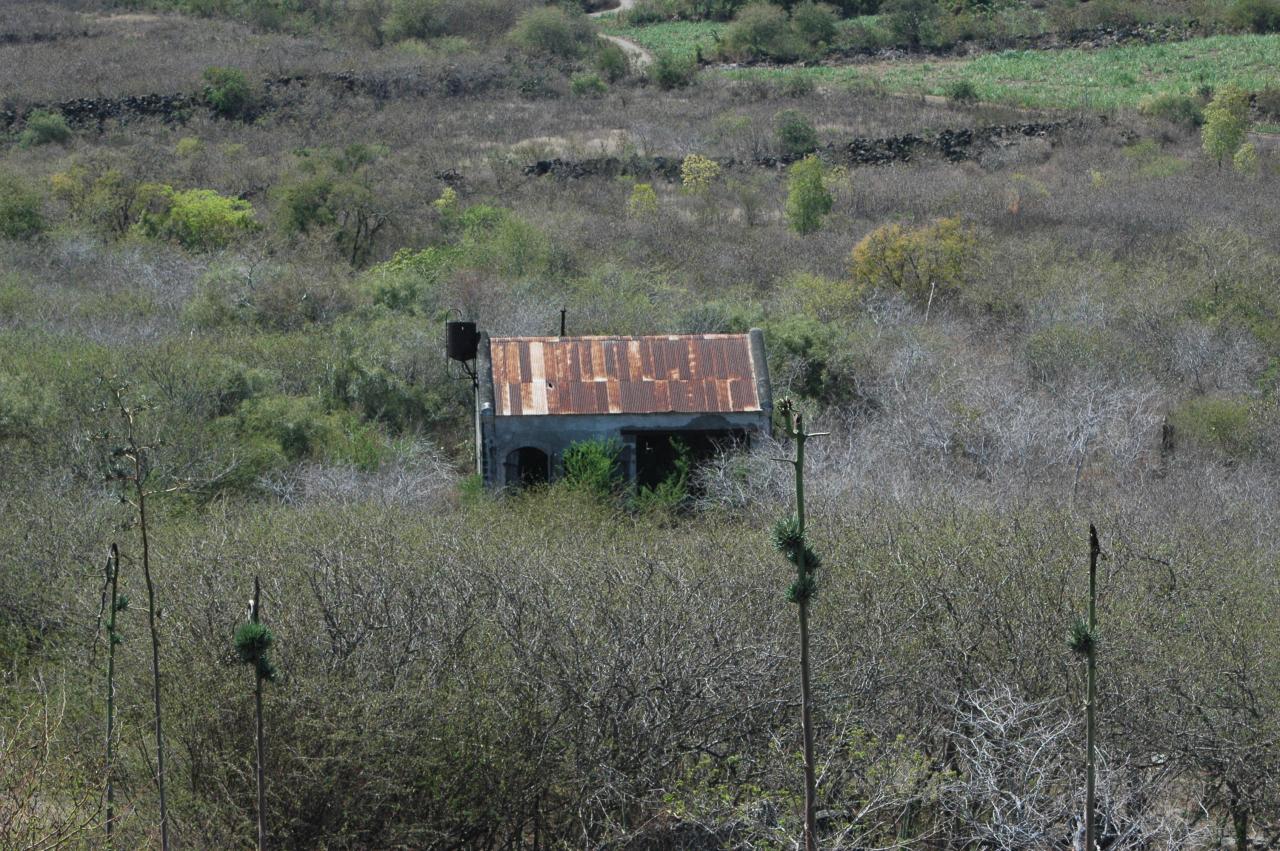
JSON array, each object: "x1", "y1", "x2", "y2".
[{"x1": 490, "y1": 334, "x2": 761, "y2": 417}]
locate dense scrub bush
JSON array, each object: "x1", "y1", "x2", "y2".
[
  {"x1": 49, "y1": 163, "x2": 140, "y2": 238},
  {"x1": 273, "y1": 145, "x2": 392, "y2": 265},
  {"x1": 1226, "y1": 0, "x2": 1280, "y2": 32},
  {"x1": 1138, "y1": 91, "x2": 1203, "y2": 127},
  {"x1": 738, "y1": 1, "x2": 803, "y2": 50},
  {"x1": 202, "y1": 66, "x2": 255, "y2": 119},
  {"x1": 571, "y1": 71, "x2": 608, "y2": 96},
  {"x1": 594, "y1": 41, "x2": 630, "y2": 81},
  {"x1": 1167, "y1": 395, "x2": 1264, "y2": 458},
  {"x1": 850, "y1": 217, "x2": 976, "y2": 304},
  {"x1": 882, "y1": 0, "x2": 940, "y2": 47},
  {"x1": 945, "y1": 78, "x2": 979, "y2": 103},
  {"x1": 650, "y1": 50, "x2": 697, "y2": 88},
  {"x1": 0, "y1": 172, "x2": 45, "y2": 239},
  {"x1": 135, "y1": 185, "x2": 258, "y2": 250},
  {"x1": 775, "y1": 108, "x2": 818, "y2": 158},
  {"x1": 218, "y1": 393, "x2": 386, "y2": 469},
  {"x1": 719, "y1": 2, "x2": 804, "y2": 61},
  {"x1": 790, "y1": 0, "x2": 838, "y2": 44},
  {"x1": 18, "y1": 110, "x2": 71, "y2": 148},
  {"x1": 510, "y1": 6, "x2": 596, "y2": 59},
  {"x1": 361, "y1": 246, "x2": 456, "y2": 313},
  {"x1": 383, "y1": 0, "x2": 443, "y2": 40},
  {"x1": 0, "y1": 372, "x2": 52, "y2": 440}
]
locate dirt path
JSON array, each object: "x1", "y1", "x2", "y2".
[
  {"x1": 589, "y1": 0, "x2": 653, "y2": 68},
  {"x1": 600, "y1": 32, "x2": 653, "y2": 68}
]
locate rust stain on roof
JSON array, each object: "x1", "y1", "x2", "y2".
[{"x1": 490, "y1": 334, "x2": 761, "y2": 416}]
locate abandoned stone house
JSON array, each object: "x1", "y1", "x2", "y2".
[{"x1": 466, "y1": 330, "x2": 772, "y2": 488}]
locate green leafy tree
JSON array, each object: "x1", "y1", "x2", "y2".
[
  {"x1": 785, "y1": 155, "x2": 833, "y2": 235},
  {"x1": 775, "y1": 109, "x2": 818, "y2": 159},
  {"x1": 1202, "y1": 85, "x2": 1251, "y2": 167}
]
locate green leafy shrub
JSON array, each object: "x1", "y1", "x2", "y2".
[
  {"x1": 384, "y1": 0, "x2": 446, "y2": 40},
  {"x1": 510, "y1": 6, "x2": 595, "y2": 59},
  {"x1": 18, "y1": 110, "x2": 71, "y2": 148},
  {"x1": 571, "y1": 71, "x2": 608, "y2": 97},
  {"x1": 222, "y1": 394, "x2": 387, "y2": 469},
  {"x1": 785, "y1": 155, "x2": 832, "y2": 235},
  {"x1": 945, "y1": 79, "x2": 979, "y2": 103},
  {"x1": 719, "y1": 2, "x2": 803, "y2": 61},
  {"x1": 650, "y1": 50, "x2": 697, "y2": 89},
  {"x1": 790, "y1": 1, "x2": 837, "y2": 45},
  {"x1": 1024, "y1": 324, "x2": 1113, "y2": 385},
  {"x1": 0, "y1": 372, "x2": 52, "y2": 441},
  {"x1": 781, "y1": 73, "x2": 816, "y2": 97},
  {"x1": 1256, "y1": 85, "x2": 1280, "y2": 119},
  {"x1": 627, "y1": 183, "x2": 660, "y2": 219},
  {"x1": 631, "y1": 438, "x2": 690, "y2": 514},
  {"x1": 362, "y1": 246, "x2": 456, "y2": 313},
  {"x1": 0, "y1": 172, "x2": 44, "y2": 239},
  {"x1": 135, "y1": 185, "x2": 258, "y2": 250},
  {"x1": 562, "y1": 438, "x2": 623, "y2": 497},
  {"x1": 1139, "y1": 92, "x2": 1203, "y2": 128},
  {"x1": 595, "y1": 42, "x2": 630, "y2": 82},
  {"x1": 1168, "y1": 395, "x2": 1262, "y2": 459},
  {"x1": 202, "y1": 67, "x2": 255, "y2": 119},
  {"x1": 882, "y1": 0, "x2": 940, "y2": 47},
  {"x1": 1233, "y1": 142, "x2": 1260, "y2": 174},
  {"x1": 1202, "y1": 85, "x2": 1251, "y2": 166},
  {"x1": 775, "y1": 109, "x2": 818, "y2": 159},
  {"x1": 1226, "y1": 0, "x2": 1280, "y2": 32}
]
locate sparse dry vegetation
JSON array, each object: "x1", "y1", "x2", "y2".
[{"x1": 4, "y1": 0, "x2": 1280, "y2": 847}]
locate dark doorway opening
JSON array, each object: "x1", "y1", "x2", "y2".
[
  {"x1": 506, "y1": 446, "x2": 549, "y2": 487},
  {"x1": 632, "y1": 430, "x2": 746, "y2": 490}
]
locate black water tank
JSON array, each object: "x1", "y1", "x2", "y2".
[{"x1": 446, "y1": 321, "x2": 479, "y2": 362}]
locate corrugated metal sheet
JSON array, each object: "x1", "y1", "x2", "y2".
[{"x1": 490, "y1": 334, "x2": 761, "y2": 416}]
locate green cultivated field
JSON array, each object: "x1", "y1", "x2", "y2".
[
  {"x1": 600, "y1": 19, "x2": 726, "y2": 60},
  {"x1": 707, "y1": 33, "x2": 1280, "y2": 110}
]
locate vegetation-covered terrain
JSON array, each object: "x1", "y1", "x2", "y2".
[{"x1": 3, "y1": 0, "x2": 1280, "y2": 847}]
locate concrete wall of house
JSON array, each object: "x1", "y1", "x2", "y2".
[{"x1": 483, "y1": 410, "x2": 769, "y2": 487}]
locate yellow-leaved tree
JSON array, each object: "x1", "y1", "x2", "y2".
[{"x1": 850, "y1": 217, "x2": 975, "y2": 307}]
